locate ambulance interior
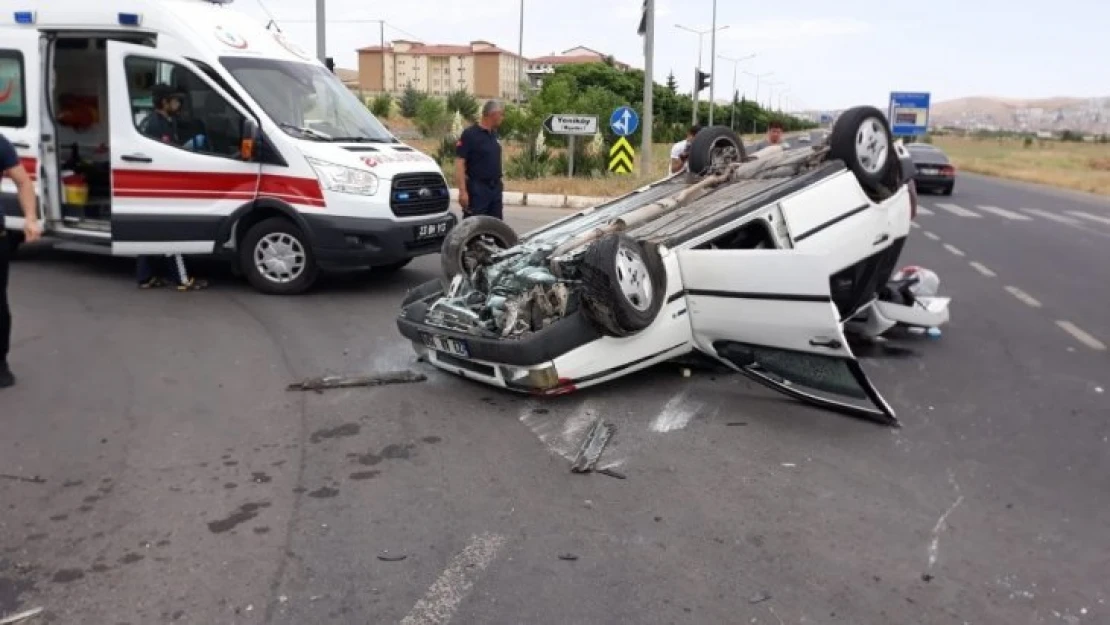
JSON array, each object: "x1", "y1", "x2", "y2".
[{"x1": 49, "y1": 34, "x2": 221, "y2": 235}]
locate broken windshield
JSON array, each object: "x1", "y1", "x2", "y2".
[{"x1": 220, "y1": 56, "x2": 394, "y2": 143}]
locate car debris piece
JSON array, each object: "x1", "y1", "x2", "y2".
[
  {"x1": 0, "y1": 607, "x2": 45, "y2": 624},
  {"x1": 287, "y1": 370, "x2": 427, "y2": 393},
  {"x1": 377, "y1": 552, "x2": 408, "y2": 562},
  {"x1": 748, "y1": 592, "x2": 772, "y2": 605},
  {"x1": 597, "y1": 468, "x2": 627, "y2": 480},
  {"x1": 0, "y1": 473, "x2": 46, "y2": 484},
  {"x1": 570, "y1": 419, "x2": 615, "y2": 473},
  {"x1": 558, "y1": 553, "x2": 579, "y2": 561}
]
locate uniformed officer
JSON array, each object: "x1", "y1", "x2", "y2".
[
  {"x1": 454, "y1": 100, "x2": 505, "y2": 220},
  {"x1": 1, "y1": 132, "x2": 43, "y2": 388}
]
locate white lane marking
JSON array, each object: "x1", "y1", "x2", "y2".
[
  {"x1": 400, "y1": 532, "x2": 507, "y2": 625},
  {"x1": 923, "y1": 231, "x2": 941, "y2": 241},
  {"x1": 1056, "y1": 321, "x2": 1107, "y2": 351},
  {"x1": 943, "y1": 243, "x2": 966, "y2": 257},
  {"x1": 1004, "y1": 286, "x2": 1042, "y2": 308},
  {"x1": 518, "y1": 400, "x2": 597, "y2": 460},
  {"x1": 969, "y1": 261, "x2": 997, "y2": 277},
  {"x1": 977, "y1": 205, "x2": 1031, "y2": 221},
  {"x1": 1067, "y1": 211, "x2": 1110, "y2": 226},
  {"x1": 936, "y1": 203, "x2": 982, "y2": 218},
  {"x1": 1023, "y1": 208, "x2": 1079, "y2": 225},
  {"x1": 916, "y1": 206, "x2": 935, "y2": 216},
  {"x1": 649, "y1": 391, "x2": 704, "y2": 433},
  {"x1": 910, "y1": 222, "x2": 921, "y2": 229}
]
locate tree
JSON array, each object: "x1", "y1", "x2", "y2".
[
  {"x1": 415, "y1": 98, "x2": 450, "y2": 137},
  {"x1": 446, "y1": 89, "x2": 479, "y2": 122},
  {"x1": 399, "y1": 84, "x2": 427, "y2": 118},
  {"x1": 665, "y1": 71, "x2": 678, "y2": 94},
  {"x1": 370, "y1": 93, "x2": 392, "y2": 118}
]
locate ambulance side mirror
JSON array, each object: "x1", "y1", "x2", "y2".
[{"x1": 240, "y1": 118, "x2": 261, "y2": 161}]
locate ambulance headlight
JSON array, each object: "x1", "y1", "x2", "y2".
[{"x1": 306, "y1": 157, "x2": 379, "y2": 196}]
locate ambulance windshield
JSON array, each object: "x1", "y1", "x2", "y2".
[{"x1": 221, "y1": 57, "x2": 395, "y2": 143}]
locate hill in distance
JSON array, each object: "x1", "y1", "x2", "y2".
[{"x1": 929, "y1": 95, "x2": 1110, "y2": 134}]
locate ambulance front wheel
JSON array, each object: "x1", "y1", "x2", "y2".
[{"x1": 240, "y1": 217, "x2": 320, "y2": 295}]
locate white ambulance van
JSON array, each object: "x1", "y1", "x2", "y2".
[{"x1": 0, "y1": 0, "x2": 456, "y2": 294}]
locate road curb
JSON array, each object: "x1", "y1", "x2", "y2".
[{"x1": 449, "y1": 188, "x2": 612, "y2": 209}]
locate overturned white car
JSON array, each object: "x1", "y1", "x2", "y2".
[{"x1": 396, "y1": 106, "x2": 951, "y2": 426}]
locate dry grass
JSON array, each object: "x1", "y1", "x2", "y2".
[
  {"x1": 401, "y1": 120, "x2": 764, "y2": 197},
  {"x1": 931, "y1": 136, "x2": 1110, "y2": 196}
]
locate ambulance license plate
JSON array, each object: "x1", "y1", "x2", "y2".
[
  {"x1": 415, "y1": 220, "x2": 451, "y2": 241},
  {"x1": 420, "y1": 332, "x2": 470, "y2": 358}
]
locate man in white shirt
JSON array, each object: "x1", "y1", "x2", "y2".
[{"x1": 669, "y1": 125, "x2": 702, "y2": 173}]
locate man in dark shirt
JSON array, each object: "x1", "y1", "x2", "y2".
[
  {"x1": 455, "y1": 100, "x2": 505, "y2": 220},
  {"x1": 1, "y1": 133, "x2": 43, "y2": 388},
  {"x1": 135, "y1": 84, "x2": 208, "y2": 291}
]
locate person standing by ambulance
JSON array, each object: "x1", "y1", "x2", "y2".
[
  {"x1": 454, "y1": 100, "x2": 505, "y2": 220},
  {"x1": 1, "y1": 132, "x2": 43, "y2": 388}
]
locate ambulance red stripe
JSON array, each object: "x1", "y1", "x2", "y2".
[{"x1": 111, "y1": 170, "x2": 326, "y2": 207}]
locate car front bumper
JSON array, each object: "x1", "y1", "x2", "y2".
[{"x1": 302, "y1": 212, "x2": 458, "y2": 270}]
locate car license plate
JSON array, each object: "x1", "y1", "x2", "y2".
[
  {"x1": 420, "y1": 332, "x2": 470, "y2": 358},
  {"x1": 415, "y1": 221, "x2": 450, "y2": 241}
]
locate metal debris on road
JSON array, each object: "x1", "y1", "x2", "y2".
[
  {"x1": 558, "y1": 553, "x2": 579, "y2": 561},
  {"x1": 0, "y1": 473, "x2": 46, "y2": 484},
  {"x1": 1, "y1": 607, "x2": 45, "y2": 624},
  {"x1": 597, "y1": 468, "x2": 627, "y2": 480},
  {"x1": 748, "y1": 592, "x2": 772, "y2": 605},
  {"x1": 287, "y1": 370, "x2": 427, "y2": 393},
  {"x1": 377, "y1": 552, "x2": 408, "y2": 562},
  {"x1": 570, "y1": 419, "x2": 615, "y2": 473}
]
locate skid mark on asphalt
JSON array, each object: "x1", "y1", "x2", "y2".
[
  {"x1": 1055, "y1": 321, "x2": 1107, "y2": 351},
  {"x1": 400, "y1": 532, "x2": 507, "y2": 625},
  {"x1": 969, "y1": 262, "x2": 997, "y2": 277},
  {"x1": 649, "y1": 391, "x2": 708, "y2": 433},
  {"x1": 1004, "y1": 286, "x2": 1042, "y2": 309},
  {"x1": 943, "y1": 244, "x2": 966, "y2": 257},
  {"x1": 976, "y1": 205, "x2": 1031, "y2": 220}
]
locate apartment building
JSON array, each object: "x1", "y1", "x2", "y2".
[
  {"x1": 525, "y1": 46, "x2": 631, "y2": 89},
  {"x1": 357, "y1": 40, "x2": 524, "y2": 100}
]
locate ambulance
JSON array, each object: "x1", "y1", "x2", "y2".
[{"x1": 0, "y1": 0, "x2": 456, "y2": 294}]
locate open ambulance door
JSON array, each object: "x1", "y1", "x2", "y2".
[
  {"x1": 677, "y1": 248, "x2": 898, "y2": 427},
  {"x1": 0, "y1": 29, "x2": 43, "y2": 232},
  {"x1": 105, "y1": 41, "x2": 262, "y2": 256}
]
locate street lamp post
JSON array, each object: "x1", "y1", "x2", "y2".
[
  {"x1": 517, "y1": 0, "x2": 525, "y2": 102},
  {"x1": 718, "y1": 53, "x2": 756, "y2": 130},
  {"x1": 675, "y1": 22, "x2": 729, "y2": 125},
  {"x1": 315, "y1": 0, "x2": 326, "y2": 64},
  {"x1": 765, "y1": 80, "x2": 783, "y2": 112}
]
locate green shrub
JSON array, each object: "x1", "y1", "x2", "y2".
[
  {"x1": 415, "y1": 98, "x2": 450, "y2": 137},
  {"x1": 446, "y1": 89, "x2": 479, "y2": 122},
  {"x1": 435, "y1": 135, "x2": 458, "y2": 166},
  {"x1": 370, "y1": 93, "x2": 392, "y2": 117},
  {"x1": 399, "y1": 85, "x2": 427, "y2": 118}
]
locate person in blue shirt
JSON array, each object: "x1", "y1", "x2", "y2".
[
  {"x1": 454, "y1": 100, "x2": 505, "y2": 220},
  {"x1": 135, "y1": 84, "x2": 208, "y2": 291},
  {"x1": 1, "y1": 132, "x2": 43, "y2": 388}
]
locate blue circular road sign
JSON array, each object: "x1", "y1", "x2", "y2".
[{"x1": 609, "y1": 106, "x2": 640, "y2": 137}]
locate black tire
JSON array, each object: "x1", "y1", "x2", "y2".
[
  {"x1": 439, "y1": 215, "x2": 518, "y2": 280},
  {"x1": 239, "y1": 217, "x2": 319, "y2": 295},
  {"x1": 579, "y1": 234, "x2": 667, "y2": 338},
  {"x1": 829, "y1": 106, "x2": 901, "y2": 197},
  {"x1": 375, "y1": 258, "x2": 412, "y2": 273},
  {"x1": 686, "y1": 126, "x2": 746, "y2": 175}
]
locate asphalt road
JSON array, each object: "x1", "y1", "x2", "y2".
[{"x1": 2, "y1": 173, "x2": 1108, "y2": 625}]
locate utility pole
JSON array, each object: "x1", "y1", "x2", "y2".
[
  {"x1": 708, "y1": 0, "x2": 717, "y2": 125},
  {"x1": 517, "y1": 0, "x2": 525, "y2": 103},
  {"x1": 380, "y1": 21, "x2": 386, "y2": 94},
  {"x1": 641, "y1": 0, "x2": 655, "y2": 179},
  {"x1": 315, "y1": 0, "x2": 326, "y2": 65}
]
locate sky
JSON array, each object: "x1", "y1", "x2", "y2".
[{"x1": 239, "y1": 0, "x2": 1109, "y2": 112}]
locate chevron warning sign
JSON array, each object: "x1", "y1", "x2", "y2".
[{"x1": 608, "y1": 137, "x2": 635, "y2": 174}]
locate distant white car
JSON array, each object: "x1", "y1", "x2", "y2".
[{"x1": 396, "y1": 106, "x2": 950, "y2": 426}]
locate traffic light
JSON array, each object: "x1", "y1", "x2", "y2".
[
  {"x1": 325, "y1": 57, "x2": 335, "y2": 73},
  {"x1": 695, "y1": 70, "x2": 711, "y2": 93}
]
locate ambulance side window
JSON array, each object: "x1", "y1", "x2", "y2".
[
  {"x1": 123, "y1": 56, "x2": 247, "y2": 161},
  {"x1": 0, "y1": 50, "x2": 28, "y2": 128}
]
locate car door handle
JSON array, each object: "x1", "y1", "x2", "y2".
[
  {"x1": 12, "y1": 141, "x2": 31, "y2": 149},
  {"x1": 809, "y1": 338, "x2": 843, "y2": 349},
  {"x1": 121, "y1": 154, "x2": 153, "y2": 163},
  {"x1": 873, "y1": 233, "x2": 890, "y2": 246}
]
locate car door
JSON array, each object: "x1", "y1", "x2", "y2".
[
  {"x1": 677, "y1": 248, "x2": 897, "y2": 426},
  {"x1": 106, "y1": 41, "x2": 261, "y2": 256},
  {"x1": 0, "y1": 30, "x2": 42, "y2": 229}
]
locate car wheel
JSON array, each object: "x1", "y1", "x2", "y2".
[
  {"x1": 579, "y1": 234, "x2": 667, "y2": 337},
  {"x1": 240, "y1": 217, "x2": 319, "y2": 295},
  {"x1": 440, "y1": 215, "x2": 519, "y2": 280},
  {"x1": 829, "y1": 106, "x2": 901, "y2": 198},
  {"x1": 686, "y1": 126, "x2": 747, "y2": 175}
]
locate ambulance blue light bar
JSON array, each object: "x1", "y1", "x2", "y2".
[
  {"x1": 118, "y1": 12, "x2": 142, "y2": 26},
  {"x1": 14, "y1": 11, "x2": 36, "y2": 24}
]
